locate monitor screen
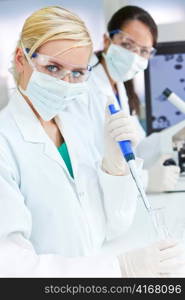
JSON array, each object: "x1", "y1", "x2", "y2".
[{"x1": 145, "y1": 41, "x2": 185, "y2": 135}]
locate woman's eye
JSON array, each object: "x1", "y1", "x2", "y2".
[
  {"x1": 46, "y1": 65, "x2": 59, "y2": 73},
  {"x1": 141, "y1": 49, "x2": 150, "y2": 56},
  {"x1": 72, "y1": 71, "x2": 84, "y2": 78},
  {"x1": 121, "y1": 42, "x2": 132, "y2": 50}
]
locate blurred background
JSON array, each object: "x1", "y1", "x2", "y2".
[{"x1": 1, "y1": 0, "x2": 185, "y2": 124}]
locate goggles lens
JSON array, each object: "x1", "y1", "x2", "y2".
[
  {"x1": 25, "y1": 49, "x2": 92, "y2": 83},
  {"x1": 109, "y1": 30, "x2": 156, "y2": 59}
]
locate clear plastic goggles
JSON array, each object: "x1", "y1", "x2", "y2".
[
  {"x1": 25, "y1": 48, "x2": 92, "y2": 83},
  {"x1": 109, "y1": 30, "x2": 157, "y2": 59}
]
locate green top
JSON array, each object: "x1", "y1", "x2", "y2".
[{"x1": 58, "y1": 142, "x2": 74, "y2": 178}]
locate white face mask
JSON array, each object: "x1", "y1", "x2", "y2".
[
  {"x1": 103, "y1": 44, "x2": 148, "y2": 82},
  {"x1": 19, "y1": 71, "x2": 88, "y2": 121},
  {"x1": 20, "y1": 46, "x2": 89, "y2": 121}
]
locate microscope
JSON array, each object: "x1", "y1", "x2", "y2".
[
  {"x1": 163, "y1": 88, "x2": 185, "y2": 189},
  {"x1": 170, "y1": 121, "x2": 185, "y2": 191},
  {"x1": 137, "y1": 118, "x2": 185, "y2": 192},
  {"x1": 137, "y1": 88, "x2": 185, "y2": 192}
]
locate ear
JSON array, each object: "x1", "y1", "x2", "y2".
[
  {"x1": 103, "y1": 33, "x2": 111, "y2": 51},
  {"x1": 14, "y1": 48, "x2": 26, "y2": 73}
]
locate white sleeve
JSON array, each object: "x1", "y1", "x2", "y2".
[
  {"x1": 0, "y1": 233, "x2": 121, "y2": 277},
  {"x1": 98, "y1": 158, "x2": 143, "y2": 241},
  {"x1": 0, "y1": 143, "x2": 121, "y2": 278}
]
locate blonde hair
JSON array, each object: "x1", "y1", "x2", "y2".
[{"x1": 13, "y1": 6, "x2": 93, "y2": 82}]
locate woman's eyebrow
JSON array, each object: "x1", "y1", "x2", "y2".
[
  {"x1": 48, "y1": 60, "x2": 64, "y2": 67},
  {"x1": 125, "y1": 37, "x2": 135, "y2": 43},
  {"x1": 48, "y1": 60, "x2": 86, "y2": 70}
]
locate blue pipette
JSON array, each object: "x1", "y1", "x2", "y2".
[
  {"x1": 108, "y1": 103, "x2": 152, "y2": 212},
  {"x1": 109, "y1": 104, "x2": 135, "y2": 162}
]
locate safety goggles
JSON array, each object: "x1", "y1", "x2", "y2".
[
  {"x1": 109, "y1": 30, "x2": 157, "y2": 59},
  {"x1": 24, "y1": 48, "x2": 92, "y2": 83}
]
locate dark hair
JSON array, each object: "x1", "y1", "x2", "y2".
[
  {"x1": 107, "y1": 5, "x2": 158, "y2": 47},
  {"x1": 107, "y1": 5, "x2": 158, "y2": 115}
]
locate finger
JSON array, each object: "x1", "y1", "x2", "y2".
[
  {"x1": 158, "y1": 239, "x2": 179, "y2": 250},
  {"x1": 115, "y1": 133, "x2": 137, "y2": 144},
  {"x1": 110, "y1": 126, "x2": 134, "y2": 138},
  {"x1": 107, "y1": 111, "x2": 130, "y2": 123},
  {"x1": 108, "y1": 119, "x2": 132, "y2": 132},
  {"x1": 160, "y1": 244, "x2": 185, "y2": 261},
  {"x1": 112, "y1": 132, "x2": 136, "y2": 142}
]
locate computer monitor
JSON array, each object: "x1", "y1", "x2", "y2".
[{"x1": 145, "y1": 41, "x2": 185, "y2": 135}]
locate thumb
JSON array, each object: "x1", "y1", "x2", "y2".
[{"x1": 157, "y1": 239, "x2": 179, "y2": 251}]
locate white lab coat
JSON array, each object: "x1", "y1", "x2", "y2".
[
  {"x1": 88, "y1": 55, "x2": 146, "y2": 151},
  {"x1": 0, "y1": 89, "x2": 141, "y2": 277},
  {"x1": 88, "y1": 55, "x2": 147, "y2": 184}
]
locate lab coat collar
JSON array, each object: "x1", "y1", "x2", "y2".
[
  {"x1": 9, "y1": 89, "x2": 74, "y2": 179},
  {"x1": 9, "y1": 89, "x2": 47, "y2": 144},
  {"x1": 9, "y1": 89, "x2": 89, "y2": 144}
]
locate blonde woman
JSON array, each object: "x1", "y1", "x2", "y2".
[{"x1": 0, "y1": 6, "x2": 184, "y2": 277}]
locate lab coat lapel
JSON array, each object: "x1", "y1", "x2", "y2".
[
  {"x1": 9, "y1": 89, "x2": 46, "y2": 144},
  {"x1": 43, "y1": 141, "x2": 70, "y2": 174},
  {"x1": 9, "y1": 89, "x2": 70, "y2": 174},
  {"x1": 41, "y1": 113, "x2": 78, "y2": 179},
  {"x1": 54, "y1": 106, "x2": 96, "y2": 178},
  {"x1": 54, "y1": 112, "x2": 80, "y2": 177}
]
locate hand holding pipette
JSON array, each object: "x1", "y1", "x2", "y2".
[
  {"x1": 102, "y1": 97, "x2": 139, "y2": 176},
  {"x1": 103, "y1": 96, "x2": 176, "y2": 237},
  {"x1": 102, "y1": 96, "x2": 152, "y2": 212}
]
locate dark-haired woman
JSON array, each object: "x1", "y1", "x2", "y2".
[{"x1": 89, "y1": 5, "x2": 180, "y2": 193}]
